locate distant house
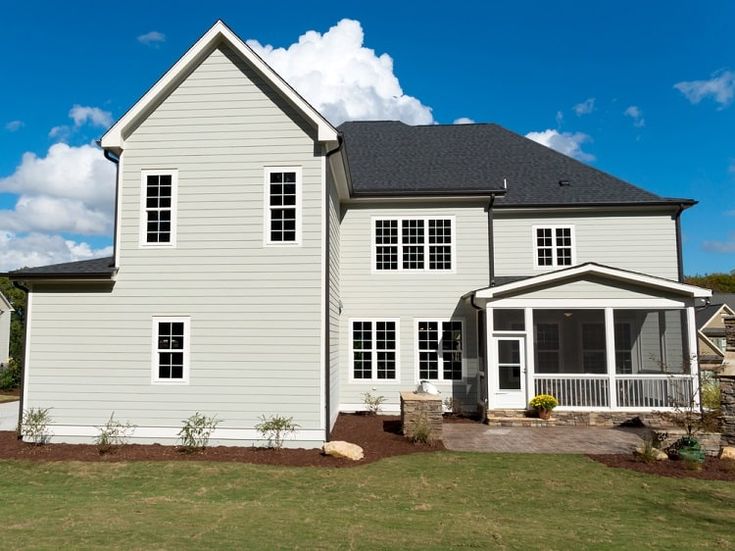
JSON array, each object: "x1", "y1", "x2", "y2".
[
  {"x1": 0, "y1": 292, "x2": 14, "y2": 366},
  {"x1": 697, "y1": 295, "x2": 735, "y2": 369}
]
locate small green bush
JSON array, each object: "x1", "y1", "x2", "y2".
[
  {"x1": 0, "y1": 359, "x2": 21, "y2": 391},
  {"x1": 409, "y1": 413, "x2": 433, "y2": 444},
  {"x1": 255, "y1": 414, "x2": 300, "y2": 449},
  {"x1": 700, "y1": 376, "x2": 721, "y2": 411},
  {"x1": 21, "y1": 407, "x2": 52, "y2": 445},
  {"x1": 178, "y1": 412, "x2": 220, "y2": 451},
  {"x1": 95, "y1": 412, "x2": 135, "y2": 454},
  {"x1": 362, "y1": 391, "x2": 386, "y2": 415}
]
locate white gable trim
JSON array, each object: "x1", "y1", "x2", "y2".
[
  {"x1": 474, "y1": 263, "x2": 712, "y2": 299},
  {"x1": 0, "y1": 292, "x2": 14, "y2": 312},
  {"x1": 699, "y1": 303, "x2": 735, "y2": 330},
  {"x1": 698, "y1": 330, "x2": 725, "y2": 359},
  {"x1": 101, "y1": 20, "x2": 338, "y2": 151}
]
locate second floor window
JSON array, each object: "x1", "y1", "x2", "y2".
[
  {"x1": 142, "y1": 170, "x2": 177, "y2": 246},
  {"x1": 534, "y1": 226, "x2": 574, "y2": 268},
  {"x1": 265, "y1": 167, "x2": 301, "y2": 245},
  {"x1": 375, "y1": 218, "x2": 454, "y2": 271}
]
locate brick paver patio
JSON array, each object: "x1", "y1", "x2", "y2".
[{"x1": 443, "y1": 423, "x2": 645, "y2": 454}]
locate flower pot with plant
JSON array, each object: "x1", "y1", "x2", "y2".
[{"x1": 529, "y1": 394, "x2": 558, "y2": 420}]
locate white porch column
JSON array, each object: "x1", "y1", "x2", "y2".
[
  {"x1": 686, "y1": 305, "x2": 700, "y2": 407},
  {"x1": 524, "y1": 308, "x2": 535, "y2": 401},
  {"x1": 485, "y1": 306, "x2": 494, "y2": 411},
  {"x1": 604, "y1": 307, "x2": 617, "y2": 409}
]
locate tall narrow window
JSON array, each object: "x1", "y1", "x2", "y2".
[
  {"x1": 535, "y1": 323, "x2": 560, "y2": 373},
  {"x1": 265, "y1": 167, "x2": 301, "y2": 245},
  {"x1": 152, "y1": 317, "x2": 190, "y2": 383},
  {"x1": 417, "y1": 320, "x2": 463, "y2": 381},
  {"x1": 534, "y1": 226, "x2": 575, "y2": 268},
  {"x1": 141, "y1": 171, "x2": 177, "y2": 246},
  {"x1": 351, "y1": 320, "x2": 398, "y2": 381},
  {"x1": 374, "y1": 218, "x2": 453, "y2": 271},
  {"x1": 581, "y1": 323, "x2": 606, "y2": 374}
]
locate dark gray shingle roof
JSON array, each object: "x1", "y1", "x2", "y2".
[
  {"x1": 338, "y1": 121, "x2": 694, "y2": 206},
  {"x1": 8, "y1": 256, "x2": 116, "y2": 278},
  {"x1": 712, "y1": 293, "x2": 735, "y2": 310},
  {"x1": 696, "y1": 303, "x2": 724, "y2": 329}
]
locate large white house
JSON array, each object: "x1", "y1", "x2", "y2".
[{"x1": 9, "y1": 21, "x2": 711, "y2": 447}]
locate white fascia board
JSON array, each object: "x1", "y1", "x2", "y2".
[
  {"x1": 0, "y1": 292, "x2": 14, "y2": 312},
  {"x1": 475, "y1": 264, "x2": 712, "y2": 299},
  {"x1": 700, "y1": 303, "x2": 735, "y2": 330},
  {"x1": 101, "y1": 20, "x2": 338, "y2": 150}
]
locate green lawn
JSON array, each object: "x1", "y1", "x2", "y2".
[{"x1": 0, "y1": 453, "x2": 733, "y2": 550}]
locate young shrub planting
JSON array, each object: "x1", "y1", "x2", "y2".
[
  {"x1": 443, "y1": 396, "x2": 463, "y2": 416},
  {"x1": 21, "y1": 407, "x2": 52, "y2": 445},
  {"x1": 178, "y1": 412, "x2": 220, "y2": 451},
  {"x1": 409, "y1": 412, "x2": 433, "y2": 444},
  {"x1": 362, "y1": 391, "x2": 386, "y2": 415},
  {"x1": 0, "y1": 359, "x2": 21, "y2": 391},
  {"x1": 255, "y1": 414, "x2": 299, "y2": 449},
  {"x1": 95, "y1": 412, "x2": 135, "y2": 454}
]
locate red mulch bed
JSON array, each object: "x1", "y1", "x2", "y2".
[
  {"x1": 590, "y1": 454, "x2": 735, "y2": 481},
  {"x1": 0, "y1": 414, "x2": 442, "y2": 467}
]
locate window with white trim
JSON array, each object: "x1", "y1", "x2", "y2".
[
  {"x1": 152, "y1": 317, "x2": 190, "y2": 383},
  {"x1": 351, "y1": 320, "x2": 398, "y2": 381},
  {"x1": 417, "y1": 320, "x2": 463, "y2": 381},
  {"x1": 265, "y1": 167, "x2": 301, "y2": 244},
  {"x1": 374, "y1": 218, "x2": 453, "y2": 271},
  {"x1": 534, "y1": 226, "x2": 574, "y2": 267},
  {"x1": 142, "y1": 171, "x2": 177, "y2": 246}
]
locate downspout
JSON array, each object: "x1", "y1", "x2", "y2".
[
  {"x1": 103, "y1": 148, "x2": 120, "y2": 269},
  {"x1": 323, "y1": 135, "x2": 344, "y2": 442},
  {"x1": 487, "y1": 194, "x2": 496, "y2": 287},
  {"x1": 674, "y1": 204, "x2": 685, "y2": 283},
  {"x1": 12, "y1": 281, "x2": 29, "y2": 437}
]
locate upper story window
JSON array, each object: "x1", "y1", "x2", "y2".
[
  {"x1": 417, "y1": 320, "x2": 463, "y2": 381},
  {"x1": 350, "y1": 320, "x2": 399, "y2": 382},
  {"x1": 534, "y1": 225, "x2": 575, "y2": 268},
  {"x1": 152, "y1": 317, "x2": 190, "y2": 384},
  {"x1": 265, "y1": 167, "x2": 301, "y2": 246},
  {"x1": 374, "y1": 218, "x2": 454, "y2": 271},
  {"x1": 141, "y1": 170, "x2": 177, "y2": 247}
]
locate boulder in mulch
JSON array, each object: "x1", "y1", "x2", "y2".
[
  {"x1": 720, "y1": 447, "x2": 735, "y2": 461},
  {"x1": 323, "y1": 441, "x2": 364, "y2": 461}
]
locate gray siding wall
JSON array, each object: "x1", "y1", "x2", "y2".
[
  {"x1": 494, "y1": 210, "x2": 679, "y2": 279},
  {"x1": 339, "y1": 202, "x2": 489, "y2": 411},
  {"x1": 0, "y1": 309, "x2": 10, "y2": 364},
  {"x1": 327, "y1": 168, "x2": 341, "y2": 429},
  {"x1": 25, "y1": 44, "x2": 325, "y2": 444}
]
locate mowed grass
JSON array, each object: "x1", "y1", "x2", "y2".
[{"x1": 0, "y1": 453, "x2": 733, "y2": 550}]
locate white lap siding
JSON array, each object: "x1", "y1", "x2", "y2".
[
  {"x1": 338, "y1": 202, "x2": 490, "y2": 411},
  {"x1": 25, "y1": 45, "x2": 325, "y2": 446}
]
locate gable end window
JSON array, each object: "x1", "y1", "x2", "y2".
[
  {"x1": 265, "y1": 167, "x2": 301, "y2": 245},
  {"x1": 350, "y1": 320, "x2": 399, "y2": 381},
  {"x1": 417, "y1": 320, "x2": 463, "y2": 381},
  {"x1": 141, "y1": 170, "x2": 178, "y2": 247},
  {"x1": 152, "y1": 317, "x2": 190, "y2": 383},
  {"x1": 534, "y1": 226, "x2": 575, "y2": 268},
  {"x1": 374, "y1": 218, "x2": 454, "y2": 271}
]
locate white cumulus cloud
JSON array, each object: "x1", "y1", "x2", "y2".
[
  {"x1": 573, "y1": 98, "x2": 596, "y2": 116},
  {"x1": 138, "y1": 31, "x2": 166, "y2": 46},
  {"x1": 525, "y1": 129, "x2": 595, "y2": 162},
  {"x1": 5, "y1": 120, "x2": 24, "y2": 132},
  {"x1": 453, "y1": 117, "x2": 475, "y2": 124},
  {"x1": 0, "y1": 232, "x2": 112, "y2": 272},
  {"x1": 69, "y1": 105, "x2": 113, "y2": 128},
  {"x1": 246, "y1": 19, "x2": 433, "y2": 125},
  {"x1": 702, "y1": 234, "x2": 735, "y2": 254},
  {"x1": 624, "y1": 105, "x2": 645, "y2": 127},
  {"x1": 674, "y1": 70, "x2": 735, "y2": 107}
]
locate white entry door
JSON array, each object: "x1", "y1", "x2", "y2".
[{"x1": 493, "y1": 336, "x2": 527, "y2": 409}]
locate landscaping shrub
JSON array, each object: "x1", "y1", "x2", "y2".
[
  {"x1": 443, "y1": 396, "x2": 463, "y2": 416},
  {"x1": 361, "y1": 391, "x2": 386, "y2": 415},
  {"x1": 94, "y1": 412, "x2": 135, "y2": 454},
  {"x1": 21, "y1": 407, "x2": 52, "y2": 445},
  {"x1": 667, "y1": 435, "x2": 705, "y2": 463},
  {"x1": 409, "y1": 413, "x2": 432, "y2": 444},
  {"x1": 178, "y1": 412, "x2": 220, "y2": 451},
  {"x1": 634, "y1": 436, "x2": 660, "y2": 464},
  {"x1": 0, "y1": 359, "x2": 21, "y2": 391},
  {"x1": 255, "y1": 414, "x2": 300, "y2": 449},
  {"x1": 700, "y1": 373, "x2": 721, "y2": 412}
]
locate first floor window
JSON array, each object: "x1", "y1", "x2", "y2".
[
  {"x1": 581, "y1": 323, "x2": 606, "y2": 374},
  {"x1": 351, "y1": 320, "x2": 398, "y2": 381},
  {"x1": 535, "y1": 323, "x2": 560, "y2": 372},
  {"x1": 266, "y1": 167, "x2": 301, "y2": 244},
  {"x1": 534, "y1": 226, "x2": 574, "y2": 268},
  {"x1": 614, "y1": 322, "x2": 634, "y2": 374},
  {"x1": 142, "y1": 171, "x2": 177, "y2": 246},
  {"x1": 153, "y1": 317, "x2": 190, "y2": 382},
  {"x1": 417, "y1": 320, "x2": 463, "y2": 381}
]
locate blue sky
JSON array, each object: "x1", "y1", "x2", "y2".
[{"x1": 0, "y1": 1, "x2": 733, "y2": 273}]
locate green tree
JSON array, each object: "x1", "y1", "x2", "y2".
[
  {"x1": 684, "y1": 270, "x2": 735, "y2": 293},
  {"x1": 0, "y1": 277, "x2": 27, "y2": 389}
]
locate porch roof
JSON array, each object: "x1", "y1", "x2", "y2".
[{"x1": 472, "y1": 263, "x2": 712, "y2": 300}]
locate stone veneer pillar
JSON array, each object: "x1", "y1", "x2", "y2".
[
  {"x1": 400, "y1": 391, "x2": 443, "y2": 440},
  {"x1": 718, "y1": 315, "x2": 735, "y2": 446}
]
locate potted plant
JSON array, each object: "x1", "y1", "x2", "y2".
[{"x1": 529, "y1": 394, "x2": 558, "y2": 420}]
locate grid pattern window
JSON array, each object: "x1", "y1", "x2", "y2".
[
  {"x1": 534, "y1": 226, "x2": 574, "y2": 268},
  {"x1": 152, "y1": 318, "x2": 189, "y2": 383},
  {"x1": 417, "y1": 320, "x2": 463, "y2": 381},
  {"x1": 374, "y1": 218, "x2": 453, "y2": 271},
  {"x1": 266, "y1": 168, "x2": 300, "y2": 244},
  {"x1": 581, "y1": 323, "x2": 606, "y2": 374},
  {"x1": 535, "y1": 323, "x2": 560, "y2": 372},
  {"x1": 351, "y1": 320, "x2": 398, "y2": 381},
  {"x1": 143, "y1": 172, "x2": 175, "y2": 245}
]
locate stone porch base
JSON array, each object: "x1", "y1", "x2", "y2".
[{"x1": 486, "y1": 409, "x2": 672, "y2": 428}]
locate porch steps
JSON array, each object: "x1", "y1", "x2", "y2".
[{"x1": 485, "y1": 410, "x2": 664, "y2": 428}]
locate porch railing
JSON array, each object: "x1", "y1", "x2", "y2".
[{"x1": 534, "y1": 374, "x2": 693, "y2": 409}]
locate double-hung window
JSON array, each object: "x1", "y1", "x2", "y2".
[
  {"x1": 417, "y1": 320, "x2": 463, "y2": 381},
  {"x1": 534, "y1": 226, "x2": 574, "y2": 268},
  {"x1": 350, "y1": 320, "x2": 398, "y2": 381},
  {"x1": 141, "y1": 170, "x2": 177, "y2": 246},
  {"x1": 374, "y1": 217, "x2": 454, "y2": 271},
  {"x1": 265, "y1": 167, "x2": 301, "y2": 245},
  {"x1": 152, "y1": 317, "x2": 190, "y2": 383},
  {"x1": 535, "y1": 323, "x2": 560, "y2": 373}
]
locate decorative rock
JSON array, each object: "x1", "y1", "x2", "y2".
[
  {"x1": 720, "y1": 446, "x2": 735, "y2": 461},
  {"x1": 323, "y1": 441, "x2": 364, "y2": 461},
  {"x1": 634, "y1": 446, "x2": 668, "y2": 461}
]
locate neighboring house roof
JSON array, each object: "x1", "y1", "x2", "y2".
[
  {"x1": 101, "y1": 20, "x2": 339, "y2": 150},
  {"x1": 695, "y1": 303, "x2": 725, "y2": 329},
  {"x1": 7, "y1": 257, "x2": 116, "y2": 280},
  {"x1": 472, "y1": 262, "x2": 711, "y2": 299},
  {"x1": 338, "y1": 121, "x2": 696, "y2": 206},
  {"x1": 712, "y1": 293, "x2": 735, "y2": 310}
]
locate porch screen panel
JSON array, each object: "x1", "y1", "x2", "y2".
[
  {"x1": 613, "y1": 310, "x2": 688, "y2": 374},
  {"x1": 535, "y1": 323, "x2": 560, "y2": 373}
]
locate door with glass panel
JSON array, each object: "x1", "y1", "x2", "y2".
[{"x1": 494, "y1": 336, "x2": 526, "y2": 408}]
